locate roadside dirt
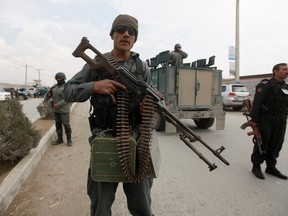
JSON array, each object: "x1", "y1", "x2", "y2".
[{"x1": 0, "y1": 118, "x2": 54, "y2": 184}]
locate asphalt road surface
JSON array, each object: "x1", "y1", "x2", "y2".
[{"x1": 4, "y1": 101, "x2": 288, "y2": 216}]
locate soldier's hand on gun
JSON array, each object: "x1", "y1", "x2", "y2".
[
  {"x1": 93, "y1": 80, "x2": 126, "y2": 95},
  {"x1": 249, "y1": 121, "x2": 261, "y2": 138},
  {"x1": 53, "y1": 103, "x2": 59, "y2": 109}
]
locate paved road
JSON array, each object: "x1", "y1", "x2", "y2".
[{"x1": 3, "y1": 102, "x2": 288, "y2": 216}]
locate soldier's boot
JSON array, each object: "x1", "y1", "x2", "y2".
[
  {"x1": 67, "y1": 135, "x2": 73, "y2": 146},
  {"x1": 54, "y1": 135, "x2": 63, "y2": 145},
  {"x1": 252, "y1": 164, "x2": 265, "y2": 180},
  {"x1": 265, "y1": 166, "x2": 287, "y2": 180}
]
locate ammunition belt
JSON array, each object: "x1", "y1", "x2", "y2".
[{"x1": 105, "y1": 53, "x2": 157, "y2": 182}]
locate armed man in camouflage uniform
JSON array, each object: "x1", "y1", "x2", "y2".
[
  {"x1": 170, "y1": 43, "x2": 188, "y2": 66},
  {"x1": 63, "y1": 14, "x2": 155, "y2": 216},
  {"x1": 48, "y1": 72, "x2": 73, "y2": 146}
]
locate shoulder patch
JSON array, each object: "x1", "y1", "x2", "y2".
[
  {"x1": 256, "y1": 86, "x2": 263, "y2": 93},
  {"x1": 261, "y1": 79, "x2": 269, "y2": 85}
]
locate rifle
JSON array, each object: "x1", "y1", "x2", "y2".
[
  {"x1": 72, "y1": 37, "x2": 230, "y2": 171},
  {"x1": 240, "y1": 99, "x2": 265, "y2": 155}
]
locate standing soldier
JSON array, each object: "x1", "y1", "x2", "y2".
[
  {"x1": 250, "y1": 63, "x2": 288, "y2": 180},
  {"x1": 48, "y1": 72, "x2": 73, "y2": 146},
  {"x1": 63, "y1": 14, "x2": 156, "y2": 216},
  {"x1": 170, "y1": 43, "x2": 188, "y2": 66}
]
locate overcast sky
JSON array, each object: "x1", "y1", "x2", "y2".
[{"x1": 0, "y1": 0, "x2": 287, "y2": 87}]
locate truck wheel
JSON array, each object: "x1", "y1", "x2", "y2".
[
  {"x1": 18, "y1": 95, "x2": 24, "y2": 100},
  {"x1": 155, "y1": 114, "x2": 165, "y2": 131},
  {"x1": 232, "y1": 106, "x2": 243, "y2": 111},
  {"x1": 194, "y1": 118, "x2": 215, "y2": 129}
]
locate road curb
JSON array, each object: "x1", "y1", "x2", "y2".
[
  {"x1": 0, "y1": 125, "x2": 55, "y2": 215},
  {"x1": 0, "y1": 103, "x2": 76, "y2": 215}
]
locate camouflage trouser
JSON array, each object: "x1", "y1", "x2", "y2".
[{"x1": 54, "y1": 112, "x2": 72, "y2": 136}]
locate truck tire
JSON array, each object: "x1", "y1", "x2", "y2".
[
  {"x1": 155, "y1": 113, "x2": 165, "y2": 131},
  {"x1": 194, "y1": 118, "x2": 215, "y2": 129},
  {"x1": 18, "y1": 95, "x2": 25, "y2": 100},
  {"x1": 232, "y1": 106, "x2": 243, "y2": 111}
]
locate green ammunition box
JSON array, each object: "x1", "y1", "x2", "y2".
[{"x1": 91, "y1": 136, "x2": 137, "y2": 182}]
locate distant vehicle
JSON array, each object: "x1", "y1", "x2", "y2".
[
  {"x1": 19, "y1": 88, "x2": 32, "y2": 97},
  {"x1": 28, "y1": 87, "x2": 38, "y2": 97},
  {"x1": 3, "y1": 88, "x2": 29, "y2": 100},
  {"x1": 17, "y1": 90, "x2": 29, "y2": 100},
  {"x1": 0, "y1": 88, "x2": 12, "y2": 101},
  {"x1": 3, "y1": 87, "x2": 16, "y2": 98},
  {"x1": 222, "y1": 83, "x2": 251, "y2": 111},
  {"x1": 35, "y1": 86, "x2": 49, "y2": 97}
]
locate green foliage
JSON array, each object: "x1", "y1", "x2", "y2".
[
  {"x1": 37, "y1": 99, "x2": 54, "y2": 120},
  {"x1": 0, "y1": 100, "x2": 41, "y2": 161}
]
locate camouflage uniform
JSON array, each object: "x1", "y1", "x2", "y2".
[{"x1": 50, "y1": 81, "x2": 72, "y2": 145}]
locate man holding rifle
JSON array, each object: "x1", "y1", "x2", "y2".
[
  {"x1": 63, "y1": 14, "x2": 155, "y2": 216},
  {"x1": 250, "y1": 63, "x2": 288, "y2": 180}
]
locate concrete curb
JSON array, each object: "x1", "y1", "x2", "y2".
[
  {"x1": 0, "y1": 103, "x2": 76, "y2": 215},
  {"x1": 0, "y1": 125, "x2": 56, "y2": 215}
]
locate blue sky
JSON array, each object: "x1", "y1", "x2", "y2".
[{"x1": 0, "y1": 0, "x2": 287, "y2": 86}]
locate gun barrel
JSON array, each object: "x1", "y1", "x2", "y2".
[
  {"x1": 72, "y1": 37, "x2": 230, "y2": 171},
  {"x1": 158, "y1": 103, "x2": 230, "y2": 168}
]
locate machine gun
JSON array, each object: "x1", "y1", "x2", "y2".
[
  {"x1": 72, "y1": 37, "x2": 230, "y2": 171},
  {"x1": 240, "y1": 99, "x2": 265, "y2": 155}
]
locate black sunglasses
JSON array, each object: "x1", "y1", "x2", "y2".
[{"x1": 114, "y1": 26, "x2": 137, "y2": 36}]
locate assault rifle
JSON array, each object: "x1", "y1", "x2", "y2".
[
  {"x1": 240, "y1": 99, "x2": 264, "y2": 155},
  {"x1": 72, "y1": 37, "x2": 230, "y2": 171}
]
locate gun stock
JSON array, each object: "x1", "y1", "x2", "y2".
[
  {"x1": 241, "y1": 99, "x2": 265, "y2": 155},
  {"x1": 72, "y1": 37, "x2": 230, "y2": 171}
]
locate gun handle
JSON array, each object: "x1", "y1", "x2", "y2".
[
  {"x1": 72, "y1": 37, "x2": 115, "y2": 74},
  {"x1": 247, "y1": 131, "x2": 254, "y2": 136}
]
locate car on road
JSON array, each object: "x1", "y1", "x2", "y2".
[
  {"x1": 19, "y1": 88, "x2": 32, "y2": 97},
  {"x1": 28, "y1": 87, "x2": 38, "y2": 97},
  {"x1": 35, "y1": 86, "x2": 49, "y2": 97},
  {"x1": 0, "y1": 88, "x2": 12, "y2": 101},
  {"x1": 17, "y1": 90, "x2": 29, "y2": 100},
  {"x1": 3, "y1": 88, "x2": 29, "y2": 100},
  {"x1": 222, "y1": 83, "x2": 251, "y2": 111}
]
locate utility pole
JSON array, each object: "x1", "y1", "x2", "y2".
[
  {"x1": 235, "y1": 0, "x2": 240, "y2": 82},
  {"x1": 23, "y1": 64, "x2": 31, "y2": 89},
  {"x1": 36, "y1": 68, "x2": 42, "y2": 86}
]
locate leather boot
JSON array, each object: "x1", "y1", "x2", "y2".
[
  {"x1": 67, "y1": 135, "x2": 73, "y2": 146},
  {"x1": 54, "y1": 135, "x2": 63, "y2": 145},
  {"x1": 252, "y1": 164, "x2": 265, "y2": 180},
  {"x1": 265, "y1": 166, "x2": 287, "y2": 180}
]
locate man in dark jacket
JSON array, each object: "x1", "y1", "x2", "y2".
[
  {"x1": 250, "y1": 63, "x2": 288, "y2": 180},
  {"x1": 48, "y1": 72, "x2": 73, "y2": 146}
]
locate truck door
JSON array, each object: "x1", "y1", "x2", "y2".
[{"x1": 177, "y1": 68, "x2": 213, "y2": 109}]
